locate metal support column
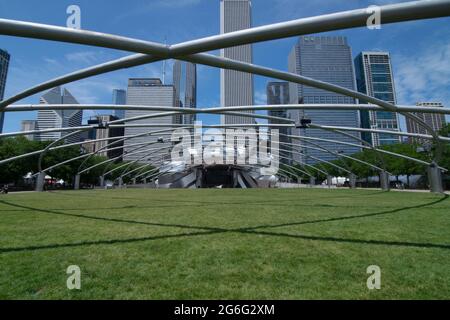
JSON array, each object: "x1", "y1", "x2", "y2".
[
  {"x1": 349, "y1": 173, "x2": 357, "y2": 189},
  {"x1": 380, "y1": 171, "x2": 390, "y2": 191},
  {"x1": 74, "y1": 174, "x2": 80, "y2": 190},
  {"x1": 327, "y1": 175, "x2": 333, "y2": 188},
  {"x1": 428, "y1": 161, "x2": 444, "y2": 193},
  {"x1": 36, "y1": 171, "x2": 46, "y2": 192},
  {"x1": 309, "y1": 176, "x2": 316, "y2": 187}
]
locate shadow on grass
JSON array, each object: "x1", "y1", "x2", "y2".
[
  {"x1": 2, "y1": 190, "x2": 398, "y2": 212},
  {"x1": 0, "y1": 194, "x2": 448, "y2": 253},
  {"x1": 238, "y1": 194, "x2": 450, "y2": 231},
  {"x1": 50, "y1": 189, "x2": 390, "y2": 204}
]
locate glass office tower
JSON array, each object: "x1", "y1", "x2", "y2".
[
  {"x1": 288, "y1": 36, "x2": 361, "y2": 164},
  {"x1": 354, "y1": 51, "x2": 401, "y2": 146}
]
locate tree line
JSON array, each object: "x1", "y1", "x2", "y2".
[
  {"x1": 0, "y1": 136, "x2": 153, "y2": 186},
  {"x1": 281, "y1": 124, "x2": 450, "y2": 187}
]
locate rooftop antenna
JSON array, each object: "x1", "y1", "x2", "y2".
[{"x1": 162, "y1": 35, "x2": 167, "y2": 84}]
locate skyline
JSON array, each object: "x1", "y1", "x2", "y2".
[
  {"x1": 288, "y1": 36, "x2": 362, "y2": 164},
  {"x1": 0, "y1": 0, "x2": 449, "y2": 133},
  {"x1": 220, "y1": 0, "x2": 254, "y2": 125}
]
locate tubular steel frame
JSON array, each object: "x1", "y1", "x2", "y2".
[{"x1": 0, "y1": 0, "x2": 449, "y2": 192}]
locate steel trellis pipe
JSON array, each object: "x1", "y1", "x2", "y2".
[
  {"x1": 37, "y1": 130, "x2": 86, "y2": 173},
  {"x1": 103, "y1": 149, "x2": 169, "y2": 178},
  {"x1": 40, "y1": 140, "x2": 140, "y2": 175},
  {"x1": 0, "y1": 1, "x2": 447, "y2": 146},
  {"x1": 76, "y1": 127, "x2": 182, "y2": 173},
  {"x1": 309, "y1": 124, "x2": 450, "y2": 143},
  {"x1": 5, "y1": 104, "x2": 450, "y2": 115},
  {"x1": 303, "y1": 125, "x2": 388, "y2": 172},
  {"x1": 78, "y1": 145, "x2": 168, "y2": 175},
  {"x1": 288, "y1": 134, "x2": 446, "y2": 171},
  {"x1": 1, "y1": 0, "x2": 449, "y2": 110}
]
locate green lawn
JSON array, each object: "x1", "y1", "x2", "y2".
[{"x1": 0, "y1": 188, "x2": 449, "y2": 299}]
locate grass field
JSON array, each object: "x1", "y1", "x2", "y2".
[{"x1": 0, "y1": 188, "x2": 449, "y2": 299}]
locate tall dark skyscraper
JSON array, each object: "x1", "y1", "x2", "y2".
[
  {"x1": 288, "y1": 36, "x2": 361, "y2": 165},
  {"x1": 173, "y1": 60, "x2": 197, "y2": 125},
  {"x1": 355, "y1": 51, "x2": 400, "y2": 146},
  {"x1": 0, "y1": 49, "x2": 10, "y2": 133},
  {"x1": 112, "y1": 89, "x2": 127, "y2": 119},
  {"x1": 220, "y1": 0, "x2": 254, "y2": 125},
  {"x1": 267, "y1": 82, "x2": 290, "y2": 163}
]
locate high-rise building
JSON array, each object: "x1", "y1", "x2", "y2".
[
  {"x1": 123, "y1": 78, "x2": 175, "y2": 164},
  {"x1": 267, "y1": 82, "x2": 290, "y2": 163},
  {"x1": 288, "y1": 36, "x2": 361, "y2": 164},
  {"x1": 0, "y1": 49, "x2": 10, "y2": 133},
  {"x1": 112, "y1": 89, "x2": 126, "y2": 119},
  {"x1": 354, "y1": 51, "x2": 401, "y2": 146},
  {"x1": 173, "y1": 61, "x2": 197, "y2": 125},
  {"x1": 406, "y1": 102, "x2": 447, "y2": 144},
  {"x1": 36, "y1": 87, "x2": 82, "y2": 143},
  {"x1": 220, "y1": 0, "x2": 254, "y2": 125},
  {"x1": 20, "y1": 120, "x2": 37, "y2": 140},
  {"x1": 87, "y1": 115, "x2": 125, "y2": 159}
]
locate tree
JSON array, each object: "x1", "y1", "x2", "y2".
[
  {"x1": 0, "y1": 136, "x2": 46, "y2": 183},
  {"x1": 0, "y1": 136, "x2": 145, "y2": 187}
]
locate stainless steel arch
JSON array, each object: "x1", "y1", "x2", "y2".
[
  {"x1": 0, "y1": 1, "x2": 447, "y2": 146},
  {"x1": 0, "y1": 0, "x2": 448, "y2": 191},
  {"x1": 303, "y1": 125, "x2": 389, "y2": 173},
  {"x1": 6, "y1": 104, "x2": 450, "y2": 115},
  {"x1": 1, "y1": 0, "x2": 449, "y2": 110},
  {"x1": 287, "y1": 133, "x2": 446, "y2": 171},
  {"x1": 4, "y1": 103, "x2": 450, "y2": 115},
  {"x1": 37, "y1": 130, "x2": 86, "y2": 173},
  {"x1": 309, "y1": 124, "x2": 450, "y2": 143}
]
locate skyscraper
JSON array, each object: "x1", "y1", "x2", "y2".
[
  {"x1": 406, "y1": 102, "x2": 447, "y2": 144},
  {"x1": 267, "y1": 82, "x2": 290, "y2": 163},
  {"x1": 0, "y1": 49, "x2": 10, "y2": 133},
  {"x1": 36, "y1": 87, "x2": 82, "y2": 143},
  {"x1": 355, "y1": 51, "x2": 401, "y2": 146},
  {"x1": 20, "y1": 120, "x2": 37, "y2": 140},
  {"x1": 173, "y1": 61, "x2": 197, "y2": 125},
  {"x1": 288, "y1": 36, "x2": 361, "y2": 164},
  {"x1": 220, "y1": 0, "x2": 254, "y2": 125},
  {"x1": 87, "y1": 115, "x2": 124, "y2": 159},
  {"x1": 123, "y1": 78, "x2": 175, "y2": 164},
  {"x1": 112, "y1": 89, "x2": 127, "y2": 119}
]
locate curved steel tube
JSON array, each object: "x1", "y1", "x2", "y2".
[
  {"x1": 1, "y1": 0, "x2": 449, "y2": 109},
  {"x1": 309, "y1": 124, "x2": 450, "y2": 143},
  {"x1": 37, "y1": 130, "x2": 86, "y2": 173},
  {"x1": 305, "y1": 125, "x2": 388, "y2": 172},
  {"x1": 6, "y1": 104, "x2": 450, "y2": 115},
  {"x1": 0, "y1": 1, "x2": 446, "y2": 147},
  {"x1": 287, "y1": 133, "x2": 446, "y2": 171}
]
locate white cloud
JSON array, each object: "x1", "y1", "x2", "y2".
[
  {"x1": 65, "y1": 51, "x2": 103, "y2": 64},
  {"x1": 254, "y1": 90, "x2": 267, "y2": 105},
  {"x1": 393, "y1": 43, "x2": 450, "y2": 107}
]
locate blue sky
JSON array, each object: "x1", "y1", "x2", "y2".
[{"x1": 0, "y1": 0, "x2": 449, "y2": 133}]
